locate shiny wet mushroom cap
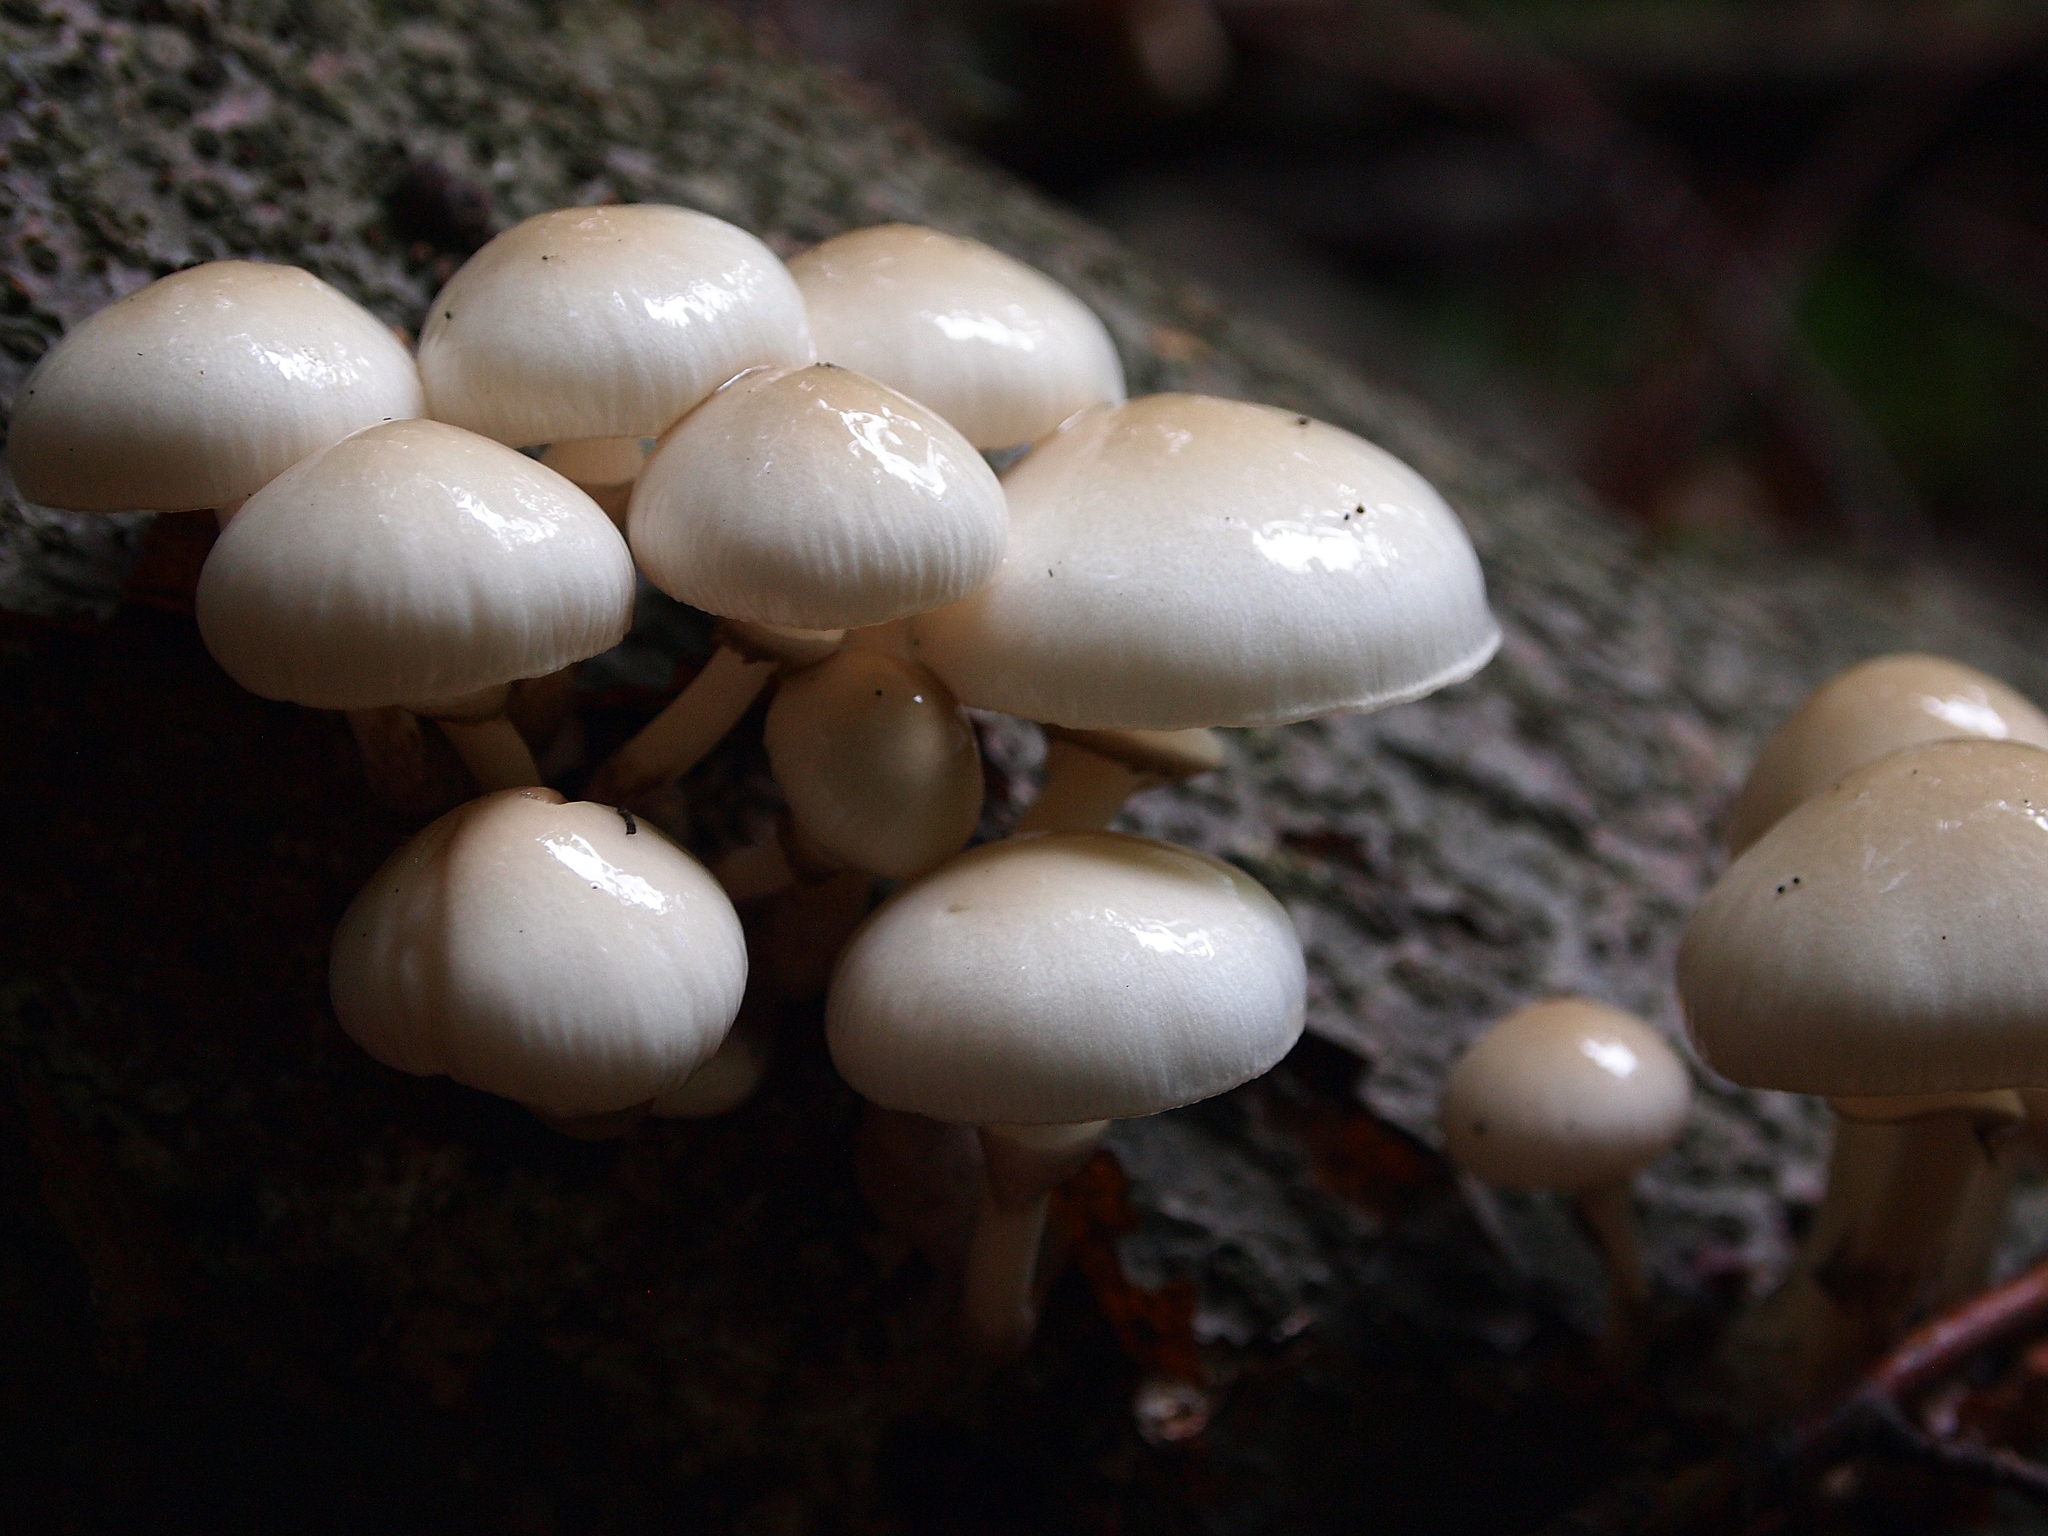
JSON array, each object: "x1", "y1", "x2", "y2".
[
  {"x1": 418, "y1": 203, "x2": 813, "y2": 446},
  {"x1": 789, "y1": 223, "x2": 1125, "y2": 450},
  {"x1": 1440, "y1": 998, "x2": 1690, "y2": 1192},
  {"x1": 1681, "y1": 738, "x2": 2048, "y2": 1096},
  {"x1": 9, "y1": 260, "x2": 423, "y2": 512},
  {"x1": 908, "y1": 394, "x2": 1499, "y2": 730},
  {"x1": 1726, "y1": 653, "x2": 2048, "y2": 856},
  {"x1": 195, "y1": 417, "x2": 634, "y2": 711},
  {"x1": 827, "y1": 830, "x2": 1306, "y2": 1126},
  {"x1": 331, "y1": 789, "x2": 747, "y2": 1117},
  {"x1": 628, "y1": 363, "x2": 1006, "y2": 630}
]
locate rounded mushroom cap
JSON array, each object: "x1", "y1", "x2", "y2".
[
  {"x1": 9, "y1": 261, "x2": 424, "y2": 512},
  {"x1": 906, "y1": 395, "x2": 1500, "y2": 729},
  {"x1": 788, "y1": 223, "x2": 1125, "y2": 449},
  {"x1": 330, "y1": 789, "x2": 748, "y2": 1117},
  {"x1": 628, "y1": 364, "x2": 1007, "y2": 630},
  {"x1": 1680, "y1": 738, "x2": 2048, "y2": 1096},
  {"x1": 763, "y1": 651, "x2": 983, "y2": 880},
  {"x1": 1727, "y1": 653, "x2": 2048, "y2": 856},
  {"x1": 196, "y1": 418, "x2": 635, "y2": 710},
  {"x1": 1439, "y1": 998, "x2": 1691, "y2": 1191},
  {"x1": 418, "y1": 204, "x2": 813, "y2": 446},
  {"x1": 827, "y1": 830, "x2": 1306, "y2": 1125}
]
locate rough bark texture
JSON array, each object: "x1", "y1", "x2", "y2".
[{"x1": 7, "y1": 2, "x2": 2048, "y2": 1530}]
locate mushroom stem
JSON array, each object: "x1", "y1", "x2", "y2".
[
  {"x1": 962, "y1": 1120, "x2": 1108, "y2": 1357},
  {"x1": 344, "y1": 705, "x2": 439, "y2": 813},
  {"x1": 1724, "y1": 1097, "x2": 2023, "y2": 1410},
  {"x1": 1013, "y1": 728, "x2": 1226, "y2": 836},
  {"x1": 211, "y1": 497, "x2": 247, "y2": 530},
  {"x1": 1573, "y1": 1178, "x2": 1647, "y2": 1306},
  {"x1": 1014, "y1": 740, "x2": 1151, "y2": 834},
  {"x1": 712, "y1": 819, "x2": 843, "y2": 905},
  {"x1": 588, "y1": 645, "x2": 779, "y2": 804},
  {"x1": 437, "y1": 715, "x2": 542, "y2": 791}
]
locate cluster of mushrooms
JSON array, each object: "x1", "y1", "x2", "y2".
[
  {"x1": 21, "y1": 195, "x2": 2038, "y2": 1391},
  {"x1": 1439, "y1": 651, "x2": 2048, "y2": 1409},
  {"x1": 9, "y1": 203, "x2": 1502, "y2": 1357}
]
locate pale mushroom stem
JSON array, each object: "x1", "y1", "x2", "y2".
[
  {"x1": 963, "y1": 1120, "x2": 1109, "y2": 1357},
  {"x1": 1723, "y1": 1099, "x2": 2020, "y2": 1410},
  {"x1": 408, "y1": 685, "x2": 541, "y2": 792},
  {"x1": 588, "y1": 644, "x2": 778, "y2": 803},
  {"x1": 437, "y1": 716, "x2": 542, "y2": 792},
  {"x1": 1573, "y1": 1178, "x2": 1646, "y2": 1306},
  {"x1": 211, "y1": 496, "x2": 247, "y2": 530},
  {"x1": 1013, "y1": 740, "x2": 1151, "y2": 834}
]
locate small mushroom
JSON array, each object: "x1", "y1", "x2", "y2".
[
  {"x1": 9, "y1": 260, "x2": 424, "y2": 524},
  {"x1": 827, "y1": 831, "x2": 1305, "y2": 1355},
  {"x1": 1439, "y1": 998, "x2": 1690, "y2": 1322},
  {"x1": 195, "y1": 418, "x2": 634, "y2": 791},
  {"x1": 417, "y1": 204, "x2": 813, "y2": 448},
  {"x1": 593, "y1": 362, "x2": 1005, "y2": 802},
  {"x1": 1681, "y1": 738, "x2": 2048, "y2": 1403},
  {"x1": 330, "y1": 788, "x2": 748, "y2": 1127},
  {"x1": 716, "y1": 649, "x2": 984, "y2": 901},
  {"x1": 789, "y1": 223, "x2": 1126, "y2": 450},
  {"x1": 908, "y1": 394, "x2": 1499, "y2": 730}
]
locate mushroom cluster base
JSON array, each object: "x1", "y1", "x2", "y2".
[{"x1": 11, "y1": 1, "x2": 2048, "y2": 1530}]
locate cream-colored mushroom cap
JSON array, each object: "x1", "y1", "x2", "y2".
[
  {"x1": 330, "y1": 789, "x2": 747, "y2": 1117},
  {"x1": 1727, "y1": 653, "x2": 2048, "y2": 856},
  {"x1": 763, "y1": 651, "x2": 983, "y2": 880},
  {"x1": 1439, "y1": 999, "x2": 1690, "y2": 1191},
  {"x1": 9, "y1": 261, "x2": 423, "y2": 512},
  {"x1": 1681, "y1": 738, "x2": 2048, "y2": 1096},
  {"x1": 906, "y1": 395, "x2": 1499, "y2": 729},
  {"x1": 789, "y1": 224, "x2": 1125, "y2": 449},
  {"x1": 827, "y1": 831, "x2": 1306, "y2": 1125},
  {"x1": 628, "y1": 364, "x2": 1006, "y2": 629},
  {"x1": 418, "y1": 204, "x2": 813, "y2": 446},
  {"x1": 196, "y1": 418, "x2": 635, "y2": 710}
]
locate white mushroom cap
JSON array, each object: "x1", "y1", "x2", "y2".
[
  {"x1": 417, "y1": 204, "x2": 813, "y2": 446},
  {"x1": 906, "y1": 395, "x2": 1500, "y2": 729},
  {"x1": 628, "y1": 364, "x2": 1007, "y2": 630},
  {"x1": 827, "y1": 831, "x2": 1306, "y2": 1125},
  {"x1": 1726, "y1": 653, "x2": 2048, "y2": 856},
  {"x1": 331, "y1": 789, "x2": 747, "y2": 1117},
  {"x1": 1680, "y1": 738, "x2": 2048, "y2": 1096},
  {"x1": 196, "y1": 418, "x2": 635, "y2": 710},
  {"x1": 789, "y1": 224, "x2": 1125, "y2": 449},
  {"x1": 762, "y1": 651, "x2": 983, "y2": 880},
  {"x1": 9, "y1": 261, "x2": 423, "y2": 512},
  {"x1": 1439, "y1": 999, "x2": 1691, "y2": 1191}
]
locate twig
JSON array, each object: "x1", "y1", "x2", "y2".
[{"x1": 1530, "y1": 1254, "x2": 2048, "y2": 1534}]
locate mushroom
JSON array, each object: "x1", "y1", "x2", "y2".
[
  {"x1": 907, "y1": 394, "x2": 1499, "y2": 730},
  {"x1": 1726, "y1": 652, "x2": 2048, "y2": 856},
  {"x1": 716, "y1": 648, "x2": 984, "y2": 901},
  {"x1": 788, "y1": 223, "x2": 1126, "y2": 450},
  {"x1": 8, "y1": 260, "x2": 424, "y2": 526},
  {"x1": 195, "y1": 418, "x2": 634, "y2": 791},
  {"x1": 1710, "y1": 654, "x2": 2048, "y2": 1403},
  {"x1": 1680, "y1": 737, "x2": 2048, "y2": 1403},
  {"x1": 1439, "y1": 998, "x2": 1691, "y2": 1324},
  {"x1": 1013, "y1": 726, "x2": 1227, "y2": 835},
  {"x1": 591, "y1": 361, "x2": 1006, "y2": 802},
  {"x1": 827, "y1": 831, "x2": 1306, "y2": 1355},
  {"x1": 417, "y1": 203, "x2": 812, "y2": 450},
  {"x1": 330, "y1": 788, "x2": 747, "y2": 1129}
]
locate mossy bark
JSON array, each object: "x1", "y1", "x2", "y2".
[{"x1": 7, "y1": 3, "x2": 2048, "y2": 1528}]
